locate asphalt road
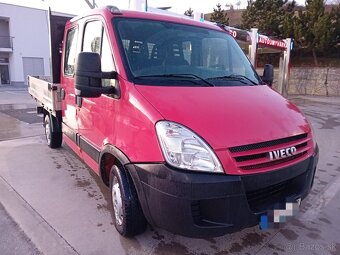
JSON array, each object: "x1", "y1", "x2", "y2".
[{"x1": 0, "y1": 87, "x2": 339, "y2": 255}]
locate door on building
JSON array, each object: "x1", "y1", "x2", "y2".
[
  {"x1": 0, "y1": 64, "x2": 10, "y2": 85},
  {"x1": 22, "y1": 57, "x2": 44, "y2": 85}
]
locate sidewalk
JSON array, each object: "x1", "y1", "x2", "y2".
[{"x1": 0, "y1": 84, "x2": 28, "y2": 92}]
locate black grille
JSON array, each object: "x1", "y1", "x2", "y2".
[
  {"x1": 247, "y1": 180, "x2": 288, "y2": 203},
  {"x1": 246, "y1": 179, "x2": 290, "y2": 212},
  {"x1": 235, "y1": 153, "x2": 267, "y2": 162},
  {"x1": 235, "y1": 142, "x2": 308, "y2": 163},
  {"x1": 240, "y1": 151, "x2": 307, "y2": 170},
  {"x1": 229, "y1": 133, "x2": 308, "y2": 153},
  {"x1": 245, "y1": 171, "x2": 307, "y2": 213}
]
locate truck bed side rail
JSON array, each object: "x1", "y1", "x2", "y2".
[{"x1": 28, "y1": 75, "x2": 63, "y2": 116}]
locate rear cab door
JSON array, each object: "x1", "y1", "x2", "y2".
[{"x1": 61, "y1": 22, "x2": 81, "y2": 154}]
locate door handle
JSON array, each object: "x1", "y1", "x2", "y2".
[
  {"x1": 76, "y1": 95, "x2": 83, "y2": 108},
  {"x1": 60, "y1": 88, "x2": 66, "y2": 100}
]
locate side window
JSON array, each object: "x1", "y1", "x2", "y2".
[
  {"x1": 101, "y1": 31, "x2": 115, "y2": 72},
  {"x1": 83, "y1": 21, "x2": 102, "y2": 54},
  {"x1": 83, "y1": 20, "x2": 116, "y2": 88},
  {"x1": 101, "y1": 31, "x2": 116, "y2": 87},
  {"x1": 64, "y1": 28, "x2": 78, "y2": 76}
]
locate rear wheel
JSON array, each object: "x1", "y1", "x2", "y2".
[
  {"x1": 44, "y1": 115, "x2": 62, "y2": 148},
  {"x1": 110, "y1": 165, "x2": 147, "y2": 237}
]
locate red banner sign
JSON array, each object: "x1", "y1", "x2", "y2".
[
  {"x1": 258, "y1": 36, "x2": 287, "y2": 49},
  {"x1": 228, "y1": 30, "x2": 237, "y2": 38}
]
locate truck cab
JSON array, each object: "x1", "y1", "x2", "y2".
[{"x1": 31, "y1": 6, "x2": 318, "y2": 238}]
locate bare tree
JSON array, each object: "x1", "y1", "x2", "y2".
[{"x1": 236, "y1": 1, "x2": 242, "y2": 9}]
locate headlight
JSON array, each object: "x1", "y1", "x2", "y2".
[{"x1": 156, "y1": 121, "x2": 223, "y2": 173}]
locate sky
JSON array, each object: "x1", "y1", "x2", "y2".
[{"x1": 0, "y1": 0, "x2": 310, "y2": 15}]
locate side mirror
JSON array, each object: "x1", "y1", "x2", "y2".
[
  {"x1": 262, "y1": 64, "x2": 274, "y2": 87},
  {"x1": 75, "y1": 52, "x2": 117, "y2": 98}
]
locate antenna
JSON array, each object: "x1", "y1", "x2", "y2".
[{"x1": 84, "y1": 0, "x2": 97, "y2": 9}]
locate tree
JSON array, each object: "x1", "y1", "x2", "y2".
[
  {"x1": 281, "y1": 1, "x2": 297, "y2": 38},
  {"x1": 210, "y1": 3, "x2": 229, "y2": 25},
  {"x1": 184, "y1": 7, "x2": 194, "y2": 17},
  {"x1": 241, "y1": 0, "x2": 295, "y2": 37},
  {"x1": 330, "y1": 3, "x2": 340, "y2": 47},
  {"x1": 294, "y1": 0, "x2": 335, "y2": 65}
]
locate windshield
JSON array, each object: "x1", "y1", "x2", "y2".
[{"x1": 113, "y1": 18, "x2": 262, "y2": 86}]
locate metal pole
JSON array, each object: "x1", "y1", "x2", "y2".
[
  {"x1": 282, "y1": 38, "x2": 291, "y2": 97},
  {"x1": 277, "y1": 55, "x2": 284, "y2": 93},
  {"x1": 250, "y1": 28, "x2": 258, "y2": 67}
]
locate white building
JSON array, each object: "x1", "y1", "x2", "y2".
[{"x1": 0, "y1": 3, "x2": 51, "y2": 86}]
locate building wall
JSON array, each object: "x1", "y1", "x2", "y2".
[{"x1": 0, "y1": 3, "x2": 50, "y2": 85}]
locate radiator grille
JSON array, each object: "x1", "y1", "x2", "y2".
[
  {"x1": 229, "y1": 133, "x2": 310, "y2": 171},
  {"x1": 230, "y1": 133, "x2": 308, "y2": 153}
]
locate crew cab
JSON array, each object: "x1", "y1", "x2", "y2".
[{"x1": 28, "y1": 6, "x2": 318, "y2": 238}]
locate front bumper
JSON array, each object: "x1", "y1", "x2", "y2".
[{"x1": 126, "y1": 145, "x2": 319, "y2": 238}]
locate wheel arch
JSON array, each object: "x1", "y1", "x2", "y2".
[
  {"x1": 43, "y1": 109, "x2": 62, "y2": 133},
  {"x1": 99, "y1": 144, "x2": 151, "y2": 227},
  {"x1": 99, "y1": 144, "x2": 131, "y2": 186}
]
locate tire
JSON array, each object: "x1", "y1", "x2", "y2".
[
  {"x1": 44, "y1": 114, "x2": 62, "y2": 148},
  {"x1": 110, "y1": 164, "x2": 147, "y2": 237}
]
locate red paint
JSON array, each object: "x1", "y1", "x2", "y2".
[
  {"x1": 136, "y1": 85, "x2": 313, "y2": 174},
  {"x1": 59, "y1": 7, "x2": 314, "y2": 176}
]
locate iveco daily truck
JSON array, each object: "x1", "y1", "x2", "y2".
[{"x1": 28, "y1": 6, "x2": 319, "y2": 238}]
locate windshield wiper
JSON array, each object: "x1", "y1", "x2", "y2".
[
  {"x1": 135, "y1": 74, "x2": 215, "y2": 87},
  {"x1": 207, "y1": 74, "x2": 258, "y2": 85}
]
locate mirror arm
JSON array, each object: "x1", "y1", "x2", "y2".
[
  {"x1": 76, "y1": 71, "x2": 117, "y2": 80},
  {"x1": 102, "y1": 71, "x2": 117, "y2": 79},
  {"x1": 75, "y1": 85, "x2": 116, "y2": 96}
]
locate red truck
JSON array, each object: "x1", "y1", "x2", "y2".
[{"x1": 28, "y1": 6, "x2": 318, "y2": 238}]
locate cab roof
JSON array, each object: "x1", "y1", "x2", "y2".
[{"x1": 67, "y1": 6, "x2": 222, "y2": 32}]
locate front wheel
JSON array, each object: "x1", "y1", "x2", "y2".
[
  {"x1": 44, "y1": 115, "x2": 62, "y2": 148},
  {"x1": 110, "y1": 165, "x2": 147, "y2": 237}
]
